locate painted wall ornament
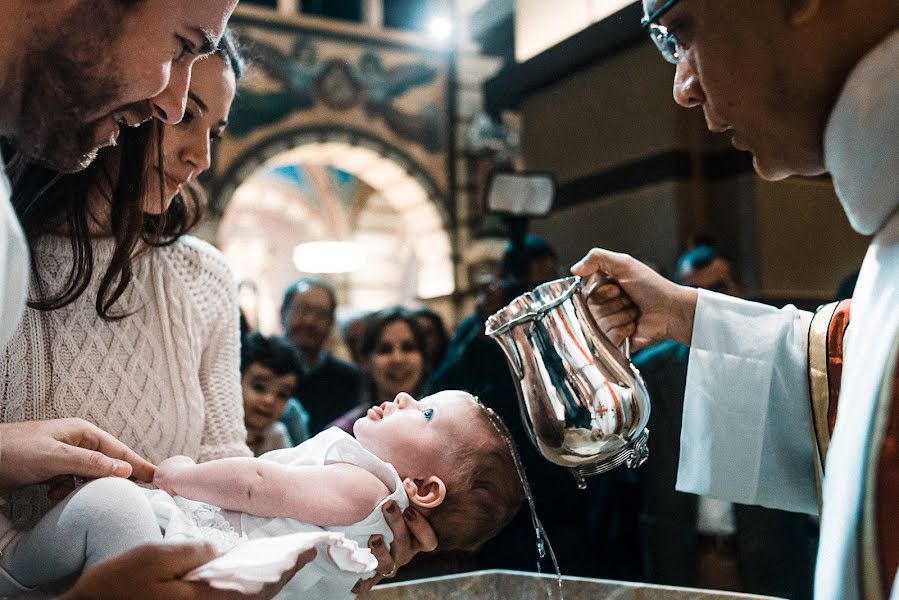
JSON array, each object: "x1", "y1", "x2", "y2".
[{"x1": 229, "y1": 36, "x2": 444, "y2": 153}]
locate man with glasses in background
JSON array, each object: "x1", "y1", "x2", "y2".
[
  {"x1": 573, "y1": 1, "x2": 898, "y2": 598},
  {"x1": 280, "y1": 279, "x2": 364, "y2": 436},
  {"x1": 635, "y1": 245, "x2": 816, "y2": 598}
]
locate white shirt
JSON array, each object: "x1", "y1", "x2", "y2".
[
  {"x1": 1, "y1": 235, "x2": 251, "y2": 530},
  {"x1": 678, "y1": 28, "x2": 899, "y2": 599}
]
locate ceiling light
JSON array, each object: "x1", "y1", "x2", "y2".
[{"x1": 429, "y1": 16, "x2": 452, "y2": 40}]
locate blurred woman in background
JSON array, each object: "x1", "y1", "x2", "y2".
[{"x1": 328, "y1": 306, "x2": 427, "y2": 433}]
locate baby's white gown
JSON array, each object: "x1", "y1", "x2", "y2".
[{"x1": 142, "y1": 428, "x2": 410, "y2": 600}]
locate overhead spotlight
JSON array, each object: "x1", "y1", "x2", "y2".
[{"x1": 428, "y1": 16, "x2": 452, "y2": 40}]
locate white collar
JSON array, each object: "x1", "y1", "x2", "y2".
[{"x1": 824, "y1": 28, "x2": 899, "y2": 236}]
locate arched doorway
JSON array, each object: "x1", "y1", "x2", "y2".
[{"x1": 211, "y1": 128, "x2": 455, "y2": 334}]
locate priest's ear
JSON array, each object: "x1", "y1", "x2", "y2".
[{"x1": 402, "y1": 476, "x2": 446, "y2": 509}]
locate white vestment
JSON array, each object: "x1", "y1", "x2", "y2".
[{"x1": 677, "y1": 29, "x2": 899, "y2": 599}]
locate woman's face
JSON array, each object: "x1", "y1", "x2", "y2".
[
  {"x1": 366, "y1": 320, "x2": 424, "y2": 403},
  {"x1": 145, "y1": 53, "x2": 236, "y2": 213}
]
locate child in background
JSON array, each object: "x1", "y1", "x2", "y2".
[{"x1": 240, "y1": 333, "x2": 305, "y2": 455}]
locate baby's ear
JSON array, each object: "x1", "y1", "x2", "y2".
[{"x1": 402, "y1": 476, "x2": 446, "y2": 509}]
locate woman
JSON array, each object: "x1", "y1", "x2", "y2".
[
  {"x1": 328, "y1": 307, "x2": 427, "y2": 433},
  {"x1": 1, "y1": 33, "x2": 248, "y2": 529}
]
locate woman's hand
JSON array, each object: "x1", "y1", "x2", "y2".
[
  {"x1": 153, "y1": 455, "x2": 196, "y2": 496},
  {"x1": 352, "y1": 502, "x2": 438, "y2": 593},
  {"x1": 571, "y1": 248, "x2": 698, "y2": 350}
]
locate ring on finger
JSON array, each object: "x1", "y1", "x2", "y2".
[{"x1": 379, "y1": 565, "x2": 398, "y2": 578}]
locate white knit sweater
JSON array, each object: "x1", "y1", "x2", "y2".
[{"x1": 0, "y1": 234, "x2": 251, "y2": 528}]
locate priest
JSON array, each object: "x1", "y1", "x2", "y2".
[{"x1": 571, "y1": 1, "x2": 898, "y2": 598}]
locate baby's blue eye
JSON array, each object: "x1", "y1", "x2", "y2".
[{"x1": 421, "y1": 408, "x2": 434, "y2": 421}]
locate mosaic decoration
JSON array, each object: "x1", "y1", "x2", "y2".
[
  {"x1": 232, "y1": 39, "x2": 443, "y2": 153},
  {"x1": 208, "y1": 10, "x2": 452, "y2": 213}
]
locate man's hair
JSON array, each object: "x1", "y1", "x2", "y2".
[
  {"x1": 280, "y1": 278, "x2": 337, "y2": 318},
  {"x1": 428, "y1": 398, "x2": 525, "y2": 552},
  {"x1": 240, "y1": 332, "x2": 304, "y2": 382},
  {"x1": 674, "y1": 243, "x2": 733, "y2": 284}
]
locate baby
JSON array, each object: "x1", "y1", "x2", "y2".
[{"x1": 0, "y1": 391, "x2": 524, "y2": 599}]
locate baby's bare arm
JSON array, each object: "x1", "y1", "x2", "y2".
[{"x1": 154, "y1": 456, "x2": 390, "y2": 526}]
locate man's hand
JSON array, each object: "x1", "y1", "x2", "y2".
[
  {"x1": 353, "y1": 502, "x2": 438, "y2": 593},
  {"x1": 571, "y1": 248, "x2": 698, "y2": 350},
  {"x1": 57, "y1": 543, "x2": 315, "y2": 600},
  {"x1": 0, "y1": 419, "x2": 156, "y2": 495}
]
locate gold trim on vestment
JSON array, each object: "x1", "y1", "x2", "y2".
[{"x1": 807, "y1": 303, "x2": 836, "y2": 509}]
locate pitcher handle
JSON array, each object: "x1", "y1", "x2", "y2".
[{"x1": 581, "y1": 274, "x2": 633, "y2": 359}]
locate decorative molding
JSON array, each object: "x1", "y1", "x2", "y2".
[{"x1": 553, "y1": 149, "x2": 754, "y2": 210}]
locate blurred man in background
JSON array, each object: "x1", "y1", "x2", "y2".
[{"x1": 635, "y1": 245, "x2": 817, "y2": 598}]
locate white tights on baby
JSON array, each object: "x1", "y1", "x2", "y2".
[{"x1": 0, "y1": 478, "x2": 162, "y2": 594}]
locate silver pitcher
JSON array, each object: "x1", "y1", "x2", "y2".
[{"x1": 485, "y1": 276, "x2": 650, "y2": 488}]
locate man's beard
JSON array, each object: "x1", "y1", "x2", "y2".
[{"x1": 14, "y1": 1, "x2": 129, "y2": 173}]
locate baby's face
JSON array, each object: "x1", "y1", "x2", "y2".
[
  {"x1": 241, "y1": 363, "x2": 296, "y2": 432},
  {"x1": 353, "y1": 391, "x2": 480, "y2": 478}
]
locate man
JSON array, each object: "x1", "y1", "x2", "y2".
[
  {"x1": 280, "y1": 278, "x2": 364, "y2": 435},
  {"x1": 572, "y1": 1, "x2": 898, "y2": 597},
  {"x1": 635, "y1": 245, "x2": 816, "y2": 597}
]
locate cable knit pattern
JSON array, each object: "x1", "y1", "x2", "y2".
[{"x1": 0, "y1": 235, "x2": 250, "y2": 529}]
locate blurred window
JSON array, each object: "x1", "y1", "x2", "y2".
[
  {"x1": 383, "y1": 0, "x2": 438, "y2": 32},
  {"x1": 244, "y1": 0, "x2": 278, "y2": 8}
]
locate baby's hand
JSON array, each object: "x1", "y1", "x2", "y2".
[{"x1": 153, "y1": 455, "x2": 196, "y2": 496}]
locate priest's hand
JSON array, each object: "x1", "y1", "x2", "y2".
[
  {"x1": 353, "y1": 502, "x2": 438, "y2": 593},
  {"x1": 0, "y1": 419, "x2": 156, "y2": 495},
  {"x1": 571, "y1": 248, "x2": 698, "y2": 350}
]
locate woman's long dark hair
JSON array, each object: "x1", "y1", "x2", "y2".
[{"x1": 8, "y1": 30, "x2": 245, "y2": 321}]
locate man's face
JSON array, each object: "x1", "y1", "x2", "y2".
[
  {"x1": 643, "y1": 0, "x2": 830, "y2": 180},
  {"x1": 679, "y1": 257, "x2": 743, "y2": 297},
  {"x1": 16, "y1": 0, "x2": 236, "y2": 173},
  {"x1": 527, "y1": 255, "x2": 560, "y2": 289},
  {"x1": 282, "y1": 285, "x2": 334, "y2": 355}
]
